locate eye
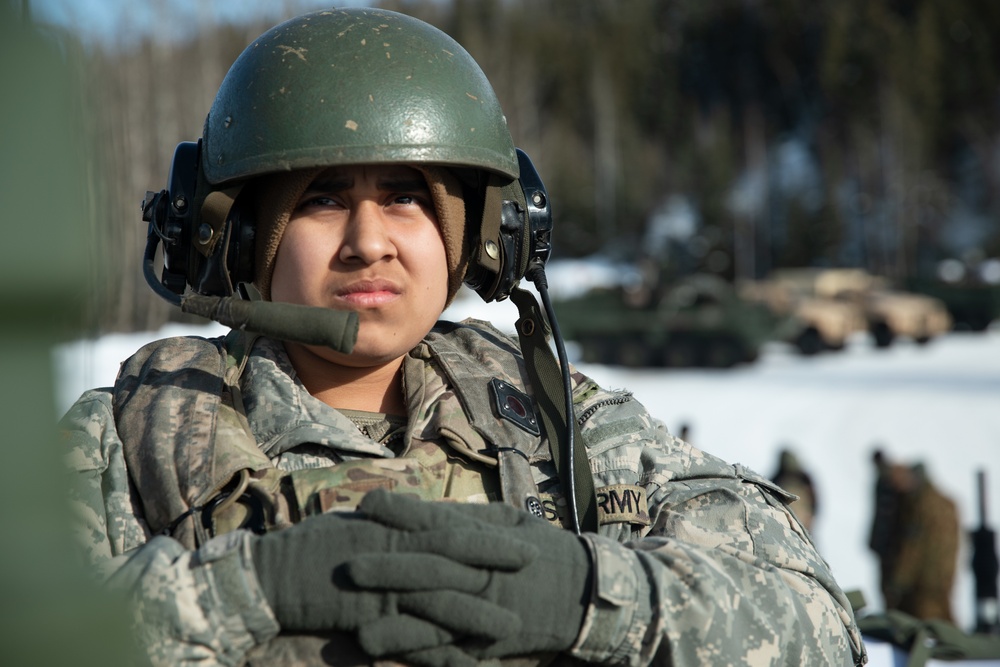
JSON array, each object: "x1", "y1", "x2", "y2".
[
  {"x1": 296, "y1": 194, "x2": 342, "y2": 212},
  {"x1": 388, "y1": 192, "x2": 434, "y2": 211}
]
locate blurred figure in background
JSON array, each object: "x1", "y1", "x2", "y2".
[
  {"x1": 869, "y1": 449, "x2": 960, "y2": 623},
  {"x1": 771, "y1": 447, "x2": 818, "y2": 533},
  {"x1": 677, "y1": 422, "x2": 691, "y2": 443}
]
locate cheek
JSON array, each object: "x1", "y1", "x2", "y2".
[
  {"x1": 269, "y1": 250, "x2": 299, "y2": 303},
  {"x1": 418, "y1": 230, "x2": 450, "y2": 303},
  {"x1": 270, "y1": 226, "x2": 325, "y2": 302}
]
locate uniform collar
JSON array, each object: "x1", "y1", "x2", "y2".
[{"x1": 239, "y1": 337, "x2": 395, "y2": 458}]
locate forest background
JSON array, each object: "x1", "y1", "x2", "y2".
[{"x1": 25, "y1": 0, "x2": 1000, "y2": 334}]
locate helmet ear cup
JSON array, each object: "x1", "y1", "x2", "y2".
[
  {"x1": 146, "y1": 140, "x2": 255, "y2": 299},
  {"x1": 221, "y1": 202, "x2": 256, "y2": 292},
  {"x1": 464, "y1": 149, "x2": 552, "y2": 303},
  {"x1": 184, "y1": 199, "x2": 253, "y2": 297},
  {"x1": 189, "y1": 202, "x2": 256, "y2": 296}
]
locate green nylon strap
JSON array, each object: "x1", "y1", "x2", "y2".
[
  {"x1": 476, "y1": 175, "x2": 504, "y2": 276},
  {"x1": 197, "y1": 184, "x2": 244, "y2": 258},
  {"x1": 906, "y1": 627, "x2": 933, "y2": 667},
  {"x1": 510, "y1": 286, "x2": 598, "y2": 533}
]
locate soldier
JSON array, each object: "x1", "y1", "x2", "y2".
[
  {"x1": 678, "y1": 422, "x2": 691, "y2": 443},
  {"x1": 60, "y1": 8, "x2": 865, "y2": 667},
  {"x1": 771, "y1": 447, "x2": 819, "y2": 534},
  {"x1": 869, "y1": 451, "x2": 960, "y2": 623}
]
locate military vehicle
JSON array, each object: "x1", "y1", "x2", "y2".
[
  {"x1": 738, "y1": 272, "x2": 867, "y2": 355},
  {"x1": 553, "y1": 273, "x2": 784, "y2": 368},
  {"x1": 806, "y1": 269, "x2": 952, "y2": 347},
  {"x1": 740, "y1": 268, "x2": 952, "y2": 352},
  {"x1": 907, "y1": 278, "x2": 1000, "y2": 332}
]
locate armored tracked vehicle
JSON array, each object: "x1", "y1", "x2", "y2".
[
  {"x1": 554, "y1": 273, "x2": 783, "y2": 368},
  {"x1": 907, "y1": 278, "x2": 1000, "y2": 332}
]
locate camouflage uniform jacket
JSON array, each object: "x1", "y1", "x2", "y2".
[{"x1": 61, "y1": 319, "x2": 865, "y2": 666}]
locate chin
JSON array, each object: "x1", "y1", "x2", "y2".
[
  {"x1": 351, "y1": 321, "x2": 436, "y2": 360},
  {"x1": 340, "y1": 351, "x2": 404, "y2": 367},
  {"x1": 337, "y1": 339, "x2": 415, "y2": 367}
]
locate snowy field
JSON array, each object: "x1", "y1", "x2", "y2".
[{"x1": 54, "y1": 284, "x2": 1000, "y2": 662}]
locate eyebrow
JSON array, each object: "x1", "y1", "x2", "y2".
[
  {"x1": 304, "y1": 174, "x2": 429, "y2": 195},
  {"x1": 380, "y1": 177, "x2": 429, "y2": 192}
]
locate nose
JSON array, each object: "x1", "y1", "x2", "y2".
[{"x1": 339, "y1": 203, "x2": 397, "y2": 264}]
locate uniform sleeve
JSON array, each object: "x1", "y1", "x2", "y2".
[
  {"x1": 62, "y1": 389, "x2": 150, "y2": 578},
  {"x1": 60, "y1": 390, "x2": 280, "y2": 666},
  {"x1": 568, "y1": 384, "x2": 867, "y2": 667}
]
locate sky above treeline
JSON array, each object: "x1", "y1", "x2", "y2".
[{"x1": 28, "y1": 0, "x2": 372, "y2": 45}]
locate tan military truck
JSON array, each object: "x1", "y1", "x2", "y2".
[
  {"x1": 810, "y1": 269, "x2": 953, "y2": 347},
  {"x1": 738, "y1": 272, "x2": 866, "y2": 355},
  {"x1": 740, "y1": 268, "x2": 952, "y2": 352}
]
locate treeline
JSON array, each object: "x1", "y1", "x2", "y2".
[{"x1": 61, "y1": 0, "x2": 1000, "y2": 332}]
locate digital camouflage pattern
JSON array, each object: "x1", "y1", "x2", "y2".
[{"x1": 61, "y1": 319, "x2": 866, "y2": 666}]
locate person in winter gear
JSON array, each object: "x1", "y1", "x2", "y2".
[{"x1": 61, "y1": 8, "x2": 865, "y2": 667}]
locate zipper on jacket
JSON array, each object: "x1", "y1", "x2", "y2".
[{"x1": 575, "y1": 393, "x2": 633, "y2": 425}]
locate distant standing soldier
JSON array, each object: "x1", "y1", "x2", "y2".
[
  {"x1": 869, "y1": 450, "x2": 960, "y2": 622},
  {"x1": 771, "y1": 447, "x2": 818, "y2": 533},
  {"x1": 678, "y1": 422, "x2": 691, "y2": 443}
]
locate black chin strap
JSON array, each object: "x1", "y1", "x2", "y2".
[{"x1": 510, "y1": 279, "x2": 598, "y2": 535}]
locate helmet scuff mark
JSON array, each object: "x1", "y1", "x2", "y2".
[
  {"x1": 337, "y1": 22, "x2": 359, "y2": 38},
  {"x1": 276, "y1": 45, "x2": 308, "y2": 62}
]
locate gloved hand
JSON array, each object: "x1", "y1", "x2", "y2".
[
  {"x1": 346, "y1": 490, "x2": 594, "y2": 663},
  {"x1": 249, "y1": 508, "x2": 538, "y2": 646}
]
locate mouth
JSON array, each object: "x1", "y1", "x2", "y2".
[{"x1": 334, "y1": 279, "x2": 402, "y2": 308}]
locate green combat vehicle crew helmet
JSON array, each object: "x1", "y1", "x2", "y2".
[
  {"x1": 203, "y1": 8, "x2": 519, "y2": 184},
  {"x1": 142, "y1": 7, "x2": 550, "y2": 310}
]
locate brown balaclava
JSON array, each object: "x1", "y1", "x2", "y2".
[{"x1": 250, "y1": 166, "x2": 468, "y2": 306}]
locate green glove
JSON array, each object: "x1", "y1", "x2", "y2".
[
  {"x1": 347, "y1": 490, "x2": 593, "y2": 661},
  {"x1": 250, "y1": 509, "x2": 537, "y2": 642}
]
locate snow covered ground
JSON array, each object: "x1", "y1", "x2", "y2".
[{"x1": 54, "y1": 283, "x2": 1000, "y2": 661}]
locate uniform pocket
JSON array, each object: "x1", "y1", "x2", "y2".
[{"x1": 288, "y1": 457, "x2": 444, "y2": 516}]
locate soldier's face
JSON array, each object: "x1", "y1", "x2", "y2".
[{"x1": 271, "y1": 164, "x2": 449, "y2": 367}]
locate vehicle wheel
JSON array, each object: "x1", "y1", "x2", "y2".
[
  {"x1": 968, "y1": 315, "x2": 992, "y2": 332},
  {"x1": 871, "y1": 322, "x2": 894, "y2": 348},
  {"x1": 616, "y1": 337, "x2": 652, "y2": 367},
  {"x1": 795, "y1": 328, "x2": 823, "y2": 356},
  {"x1": 663, "y1": 335, "x2": 699, "y2": 367},
  {"x1": 577, "y1": 337, "x2": 603, "y2": 364},
  {"x1": 704, "y1": 337, "x2": 742, "y2": 368}
]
